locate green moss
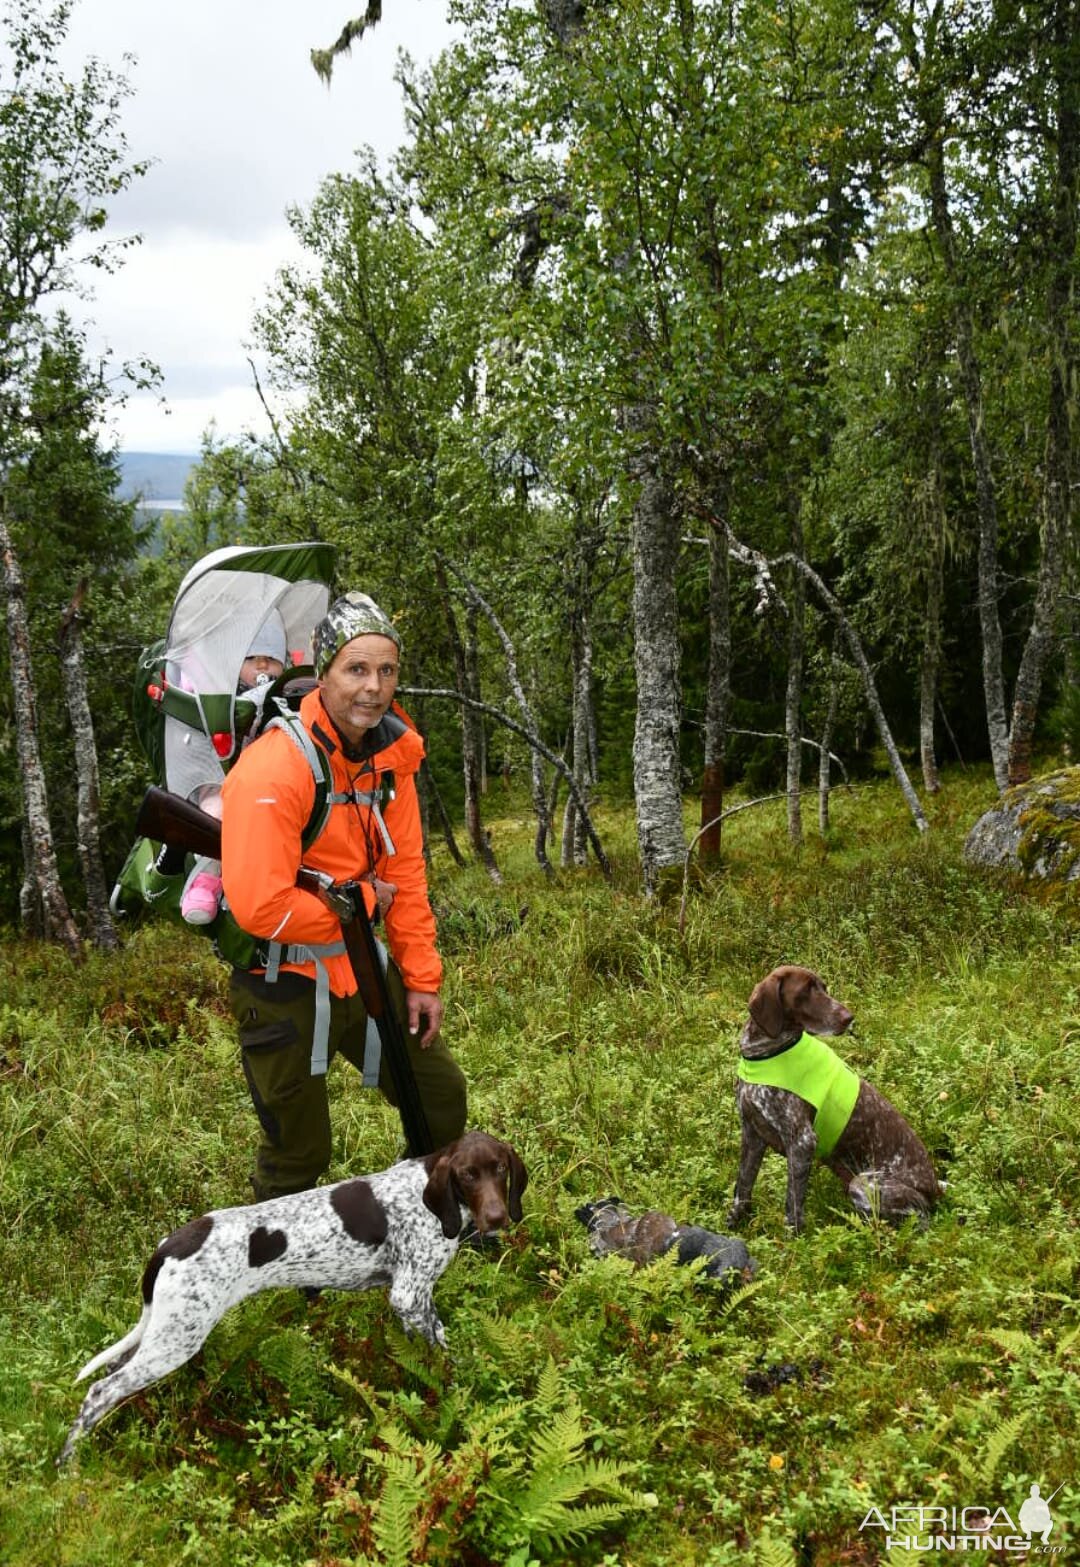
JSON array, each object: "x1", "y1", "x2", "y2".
[{"x1": 1011, "y1": 767, "x2": 1080, "y2": 880}]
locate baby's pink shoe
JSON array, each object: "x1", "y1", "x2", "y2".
[{"x1": 181, "y1": 871, "x2": 222, "y2": 926}]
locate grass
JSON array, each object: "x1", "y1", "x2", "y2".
[{"x1": 1, "y1": 765, "x2": 1078, "y2": 1564}]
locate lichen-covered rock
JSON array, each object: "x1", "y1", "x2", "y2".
[{"x1": 964, "y1": 767, "x2": 1080, "y2": 883}]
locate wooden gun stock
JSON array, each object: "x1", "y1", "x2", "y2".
[{"x1": 135, "y1": 786, "x2": 223, "y2": 860}]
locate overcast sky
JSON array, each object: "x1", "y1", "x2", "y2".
[{"x1": 60, "y1": 0, "x2": 455, "y2": 454}]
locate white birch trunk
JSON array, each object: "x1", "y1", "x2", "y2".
[
  {"x1": 699, "y1": 493, "x2": 730, "y2": 861},
  {"x1": 1007, "y1": 2, "x2": 1076, "y2": 785},
  {"x1": 818, "y1": 647, "x2": 840, "y2": 835},
  {"x1": 0, "y1": 511, "x2": 82, "y2": 957},
  {"x1": 785, "y1": 503, "x2": 805, "y2": 847},
  {"x1": 58, "y1": 585, "x2": 119, "y2": 949},
  {"x1": 631, "y1": 451, "x2": 686, "y2": 891}
]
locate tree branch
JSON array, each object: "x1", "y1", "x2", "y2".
[
  {"x1": 437, "y1": 555, "x2": 555, "y2": 878},
  {"x1": 311, "y1": 5, "x2": 384, "y2": 85},
  {"x1": 400, "y1": 686, "x2": 612, "y2": 879}
]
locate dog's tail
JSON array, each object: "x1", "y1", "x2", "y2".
[{"x1": 75, "y1": 1307, "x2": 149, "y2": 1383}]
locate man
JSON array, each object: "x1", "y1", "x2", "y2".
[{"x1": 220, "y1": 591, "x2": 467, "y2": 1199}]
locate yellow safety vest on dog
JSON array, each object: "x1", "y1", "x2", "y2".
[{"x1": 737, "y1": 1033, "x2": 860, "y2": 1157}]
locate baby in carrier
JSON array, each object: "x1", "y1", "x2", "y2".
[{"x1": 178, "y1": 609, "x2": 288, "y2": 924}]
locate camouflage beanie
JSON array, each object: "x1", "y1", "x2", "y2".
[{"x1": 313, "y1": 591, "x2": 402, "y2": 677}]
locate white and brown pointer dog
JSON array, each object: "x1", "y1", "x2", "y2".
[
  {"x1": 729, "y1": 966, "x2": 941, "y2": 1233},
  {"x1": 59, "y1": 1132, "x2": 526, "y2": 1464}
]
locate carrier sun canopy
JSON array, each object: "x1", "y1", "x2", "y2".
[{"x1": 163, "y1": 542, "x2": 336, "y2": 802}]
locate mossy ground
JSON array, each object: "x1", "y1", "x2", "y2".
[{"x1": 1, "y1": 766, "x2": 1078, "y2": 1565}]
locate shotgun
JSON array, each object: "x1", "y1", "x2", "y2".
[{"x1": 135, "y1": 785, "x2": 434, "y2": 1155}]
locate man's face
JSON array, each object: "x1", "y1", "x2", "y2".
[{"x1": 319, "y1": 634, "x2": 400, "y2": 744}]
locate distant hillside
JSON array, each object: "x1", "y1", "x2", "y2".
[{"x1": 117, "y1": 452, "x2": 197, "y2": 511}]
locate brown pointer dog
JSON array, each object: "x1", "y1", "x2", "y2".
[{"x1": 728, "y1": 966, "x2": 941, "y2": 1233}]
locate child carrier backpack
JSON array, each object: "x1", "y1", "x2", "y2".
[{"x1": 113, "y1": 542, "x2": 337, "y2": 966}]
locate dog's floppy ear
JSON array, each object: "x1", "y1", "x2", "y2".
[
  {"x1": 423, "y1": 1154, "x2": 464, "y2": 1239},
  {"x1": 748, "y1": 970, "x2": 786, "y2": 1038},
  {"x1": 505, "y1": 1144, "x2": 528, "y2": 1224}
]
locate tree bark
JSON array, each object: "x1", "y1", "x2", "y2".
[
  {"x1": 58, "y1": 582, "x2": 119, "y2": 950},
  {"x1": 441, "y1": 557, "x2": 555, "y2": 878},
  {"x1": 560, "y1": 503, "x2": 603, "y2": 868},
  {"x1": 919, "y1": 541, "x2": 943, "y2": 795},
  {"x1": 699, "y1": 486, "x2": 731, "y2": 861},
  {"x1": 925, "y1": 133, "x2": 1011, "y2": 790},
  {"x1": 0, "y1": 509, "x2": 82, "y2": 958},
  {"x1": 818, "y1": 645, "x2": 841, "y2": 835},
  {"x1": 919, "y1": 454, "x2": 946, "y2": 796},
  {"x1": 785, "y1": 496, "x2": 806, "y2": 847},
  {"x1": 631, "y1": 447, "x2": 686, "y2": 893},
  {"x1": 563, "y1": 609, "x2": 596, "y2": 867},
  {"x1": 1006, "y1": 0, "x2": 1078, "y2": 785},
  {"x1": 433, "y1": 557, "x2": 501, "y2": 883}
]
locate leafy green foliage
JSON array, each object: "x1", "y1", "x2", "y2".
[{"x1": 1, "y1": 772, "x2": 1078, "y2": 1563}]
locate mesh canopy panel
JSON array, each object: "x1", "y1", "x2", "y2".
[{"x1": 161, "y1": 544, "x2": 335, "y2": 801}]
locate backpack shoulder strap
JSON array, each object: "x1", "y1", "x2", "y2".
[
  {"x1": 261, "y1": 706, "x2": 399, "y2": 857},
  {"x1": 261, "y1": 710, "x2": 334, "y2": 851}
]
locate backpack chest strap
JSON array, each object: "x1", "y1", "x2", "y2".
[{"x1": 326, "y1": 777, "x2": 397, "y2": 857}]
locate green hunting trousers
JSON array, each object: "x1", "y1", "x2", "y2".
[{"x1": 227, "y1": 964, "x2": 468, "y2": 1200}]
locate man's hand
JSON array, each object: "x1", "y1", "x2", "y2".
[
  {"x1": 405, "y1": 990, "x2": 443, "y2": 1046},
  {"x1": 371, "y1": 876, "x2": 397, "y2": 916}
]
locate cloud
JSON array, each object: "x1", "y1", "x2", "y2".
[
  {"x1": 74, "y1": 227, "x2": 308, "y2": 449},
  {"x1": 105, "y1": 384, "x2": 274, "y2": 456},
  {"x1": 55, "y1": 0, "x2": 456, "y2": 451}
]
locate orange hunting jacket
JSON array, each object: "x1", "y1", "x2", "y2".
[{"x1": 220, "y1": 689, "x2": 441, "y2": 998}]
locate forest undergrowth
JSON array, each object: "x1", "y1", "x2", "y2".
[{"x1": 1, "y1": 767, "x2": 1078, "y2": 1566}]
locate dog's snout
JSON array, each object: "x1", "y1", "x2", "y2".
[{"x1": 473, "y1": 1190, "x2": 510, "y2": 1233}]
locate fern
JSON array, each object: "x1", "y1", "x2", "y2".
[
  {"x1": 486, "y1": 1386, "x2": 652, "y2": 1553},
  {"x1": 979, "y1": 1411, "x2": 1029, "y2": 1487},
  {"x1": 719, "y1": 1277, "x2": 768, "y2": 1318},
  {"x1": 534, "y1": 1354, "x2": 562, "y2": 1412},
  {"x1": 984, "y1": 1327, "x2": 1039, "y2": 1360},
  {"x1": 250, "y1": 1325, "x2": 320, "y2": 1399},
  {"x1": 956, "y1": 1411, "x2": 1028, "y2": 1487},
  {"x1": 515, "y1": 1497, "x2": 642, "y2": 1549},
  {"x1": 752, "y1": 1525, "x2": 800, "y2": 1567},
  {"x1": 370, "y1": 1420, "x2": 437, "y2": 1462},
  {"x1": 387, "y1": 1320, "x2": 447, "y2": 1391},
  {"x1": 477, "y1": 1313, "x2": 537, "y2": 1377},
  {"x1": 525, "y1": 1393, "x2": 587, "y2": 1470},
  {"x1": 1053, "y1": 1322, "x2": 1080, "y2": 1359},
  {"x1": 368, "y1": 1449, "x2": 431, "y2": 1567},
  {"x1": 314, "y1": 1364, "x2": 654, "y2": 1564}
]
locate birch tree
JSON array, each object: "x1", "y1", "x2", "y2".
[
  {"x1": 58, "y1": 584, "x2": 118, "y2": 950},
  {"x1": 882, "y1": 0, "x2": 1077, "y2": 789},
  {"x1": 0, "y1": 0, "x2": 145, "y2": 943}
]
